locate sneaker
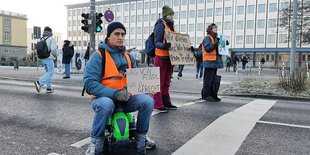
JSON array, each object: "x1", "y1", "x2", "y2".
[
  {"x1": 46, "y1": 88, "x2": 54, "y2": 93},
  {"x1": 146, "y1": 136, "x2": 156, "y2": 150},
  {"x1": 177, "y1": 76, "x2": 181, "y2": 80},
  {"x1": 135, "y1": 134, "x2": 146, "y2": 155},
  {"x1": 85, "y1": 142, "x2": 95, "y2": 155},
  {"x1": 212, "y1": 97, "x2": 221, "y2": 102},
  {"x1": 202, "y1": 96, "x2": 216, "y2": 102},
  {"x1": 34, "y1": 81, "x2": 41, "y2": 93},
  {"x1": 196, "y1": 74, "x2": 198, "y2": 79},
  {"x1": 165, "y1": 104, "x2": 178, "y2": 110},
  {"x1": 63, "y1": 76, "x2": 70, "y2": 79},
  {"x1": 154, "y1": 107, "x2": 169, "y2": 113}
]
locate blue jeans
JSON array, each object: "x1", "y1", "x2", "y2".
[
  {"x1": 39, "y1": 58, "x2": 54, "y2": 89},
  {"x1": 90, "y1": 94, "x2": 154, "y2": 152},
  {"x1": 64, "y1": 63, "x2": 70, "y2": 77},
  {"x1": 196, "y1": 61, "x2": 203, "y2": 78}
]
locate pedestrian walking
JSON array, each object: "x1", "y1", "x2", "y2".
[
  {"x1": 83, "y1": 22, "x2": 156, "y2": 155},
  {"x1": 34, "y1": 26, "x2": 57, "y2": 93},
  {"x1": 62, "y1": 40, "x2": 74, "y2": 79},
  {"x1": 84, "y1": 43, "x2": 90, "y2": 64},
  {"x1": 130, "y1": 47, "x2": 141, "y2": 67},
  {"x1": 233, "y1": 54, "x2": 239, "y2": 72},
  {"x1": 225, "y1": 56, "x2": 232, "y2": 72},
  {"x1": 177, "y1": 65, "x2": 185, "y2": 79},
  {"x1": 200, "y1": 23, "x2": 223, "y2": 102},
  {"x1": 260, "y1": 57, "x2": 265, "y2": 70},
  {"x1": 152, "y1": 5, "x2": 178, "y2": 112},
  {"x1": 241, "y1": 54, "x2": 249, "y2": 71},
  {"x1": 195, "y1": 44, "x2": 203, "y2": 79}
]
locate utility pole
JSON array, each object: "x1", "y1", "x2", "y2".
[
  {"x1": 89, "y1": 0, "x2": 96, "y2": 56},
  {"x1": 290, "y1": 0, "x2": 298, "y2": 76}
]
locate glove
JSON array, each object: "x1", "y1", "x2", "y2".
[
  {"x1": 115, "y1": 89, "x2": 129, "y2": 102},
  {"x1": 190, "y1": 46, "x2": 195, "y2": 53},
  {"x1": 164, "y1": 43, "x2": 172, "y2": 49},
  {"x1": 214, "y1": 38, "x2": 219, "y2": 45}
]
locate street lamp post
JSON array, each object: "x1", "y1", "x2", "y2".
[{"x1": 290, "y1": 0, "x2": 298, "y2": 76}]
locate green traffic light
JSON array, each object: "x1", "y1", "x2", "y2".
[{"x1": 96, "y1": 26, "x2": 102, "y2": 32}]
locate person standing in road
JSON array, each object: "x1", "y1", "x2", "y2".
[
  {"x1": 34, "y1": 26, "x2": 58, "y2": 93},
  {"x1": 233, "y1": 54, "x2": 239, "y2": 72},
  {"x1": 152, "y1": 5, "x2": 178, "y2": 112},
  {"x1": 177, "y1": 65, "x2": 185, "y2": 79},
  {"x1": 200, "y1": 23, "x2": 223, "y2": 102},
  {"x1": 225, "y1": 56, "x2": 232, "y2": 72},
  {"x1": 62, "y1": 40, "x2": 74, "y2": 79},
  {"x1": 84, "y1": 43, "x2": 90, "y2": 65},
  {"x1": 195, "y1": 44, "x2": 203, "y2": 79},
  {"x1": 83, "y1": 22, "x2": 156, "y2": 155}
]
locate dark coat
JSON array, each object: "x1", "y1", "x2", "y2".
[
  {"x1": 154, "y1": 18, "x2": 175, "y2": 51},
  {"x1": 62, "y1": 44, "x2": 74, "y2": 64},
  {"x1": 202, "y1": 35, "x2": 223, "y2": 69}
]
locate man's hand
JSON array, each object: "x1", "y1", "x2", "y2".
[{"x1": 115, "y1": 89, "x2": 131, "y2": 102}]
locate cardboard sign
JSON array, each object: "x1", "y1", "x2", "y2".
[
  {"x1": 165, "y1": 31, "x2": 195, "y2": 65},
  {"x1": 218, "y1": 33, "x2": 230, "y2": 56},
  {"x1": 126, "y1": 67, "x2": 160, "y2": 95}
]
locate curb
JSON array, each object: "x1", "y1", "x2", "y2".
[{"x1": 221, "y1": 94, "x2": 310, "y2": 102}]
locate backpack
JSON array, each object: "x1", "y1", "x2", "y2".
[
  {"x1": 145, "y1": 32, "x2": 155, "y2": 57},
  {"x1": 36, "y1": 36, "x2": 51, "y2": 59},
  {"x1": 81, "y1": 49, "x2": 106, "y2": 96}
]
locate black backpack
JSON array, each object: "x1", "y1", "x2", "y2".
[{"x1": 36, "y1": 36, "x2": 51, "y2": 59}]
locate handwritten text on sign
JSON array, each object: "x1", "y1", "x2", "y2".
[
  {"x1": 165, "y1": 31, "x2": 195, "y2": 65},
  {"x1": 126, "y1": 67, "x2": 160, "y2": 95}
]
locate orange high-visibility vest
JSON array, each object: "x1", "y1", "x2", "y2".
[
  {"x1": 155, "y1": 20, "x2": 177, "y2": 57},
  {"x1": 90, "y1": 50, "x2": 132, "y2": 99},
  {"x1": 202, "y1": 35, "x2": 217, "y2": 61}
]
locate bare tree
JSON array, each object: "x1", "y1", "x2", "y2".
[{"x1": 279, "y1": 1, "x2": 310, "y2": 45}]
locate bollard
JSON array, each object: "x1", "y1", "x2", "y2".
[
  {"x1": 281, "y1": 62, "x2": 285, "y2": 77},
  {"x1": 306, "y1": 62, "x2": 309, "y2": 78},
  {"x1": 236, "y1": 62, "x2": 239, "y2": 75},
  {"x1": 258, "y1": 62, "x2": 261, "y2": 75}
]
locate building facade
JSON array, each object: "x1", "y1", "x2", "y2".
[
  {"x1": 66, "y1": 0, "x2": 310, "y2": 66},
  {"x1": 0, "y1": 10, "x2": 27, "y2": 60}
]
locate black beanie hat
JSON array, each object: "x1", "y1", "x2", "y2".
[{"x1": 106, "y1": 22, "x2": 126, "y2": 39}]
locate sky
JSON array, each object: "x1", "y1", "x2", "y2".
[{"x1": 1, "y1": 0, "x2": 87, "y2": 39}]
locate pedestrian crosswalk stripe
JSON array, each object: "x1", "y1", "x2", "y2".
[
  {"x1": 172, "y1": 99, "x2": 277, "y2": 155},
  {"x1": 257, "y1": 120, "x2": 310, "y2": 129}
]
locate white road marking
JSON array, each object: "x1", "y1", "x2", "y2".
[
  {"x1": 173, "y1": 99, "x2": 277, "y2": 155},
  {"x1": 257, "y1": 120, "x2": 310, "y2": 129},
  {"x1": 47, "y1": 153, "x2": 61, "y2": 155},
  {"x1": 70, "y1": 137, "x2": 90, "y2": 148}
]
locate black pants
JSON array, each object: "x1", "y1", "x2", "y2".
[
  {"x1": 202, "y1": 68, "x2": 217, "y2": 97},
  {"x1": 177, "y1": 65, "x2": 185, "y2": 77}
]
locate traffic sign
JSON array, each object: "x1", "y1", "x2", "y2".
[{"x1": 104, "y1": 9, "x2": 114, "y2": 23}]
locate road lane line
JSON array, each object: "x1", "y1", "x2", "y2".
[
  {"x1": 173, "y1": 99, "x2": 277, "y2": 155},
  {"x1": 47, "y1": 153, "x2": 61, "y2": 155},
  {"x1": 257, "y1": 120, "x2": 310, "y2": 129},
  {"x1": 70, "y1": 137, "x2": 90, "y2": 148}
]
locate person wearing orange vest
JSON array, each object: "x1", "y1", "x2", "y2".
[
  {"x1": 152, "y1": 5, "x2": 178, "y2": 112},
  {"x1": 201, "y1": 23, "x2": 224, "y2": 102},
  {"x1": 83, "y1": 22, "x2": 155, "y2": 155}
]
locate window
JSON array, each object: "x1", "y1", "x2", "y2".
[
  {"x1": 257, "y1": 19, "x2": 265, "y2": 28},
  {"x1": 137, "y1": 3, "x2": 143, "y2": 10},
  {"x1": 125, "y1": 4, "x2": 129, "y2": 11},
  {"x1": 137, "y1": 27, "x2": 142, "y2": 34},
  {"x1": 247, "y1": 20, "x2": 254, "y2": 29},
  {"x1": 131, "y1": 15, "x2": 136, "y2": 22},
  {"x1": 214, "y1": 22, "x2": 222, "y2": 29},
  {"x1": 182, "y1": 0, "x2": 187, "y2": 5},
  {"x1": 236, "y1": 21, "x2": 244, "y2": 29},
  {"x1": 258, "y1": 4, "x2": 265, "y2": 13},
  {"x1": 166, "y1": 0, "x2": 172, "y2": 6},
  {"x1": 198, "y1": 9, "x2": 204, "y2": 17},
  {"x1": 174, "y1": 0, "x2": 179, "y2": 6},
  {"x1": 68, "y1": 21, "x2": 72, "y2": 27},
  {"x1": 73, "y1": 10, "x2": 76, "y2": 16},
  {"x1": 225, "y1": 7, "x2": 232, "y2": 15},
  {"x1": 152, "y1": 1, "x2": 157, "y2": 8},
  {"x1": 215, "y1": 8, "x2": 222, "y2": 16},
  {"x1": 247, "y1": 5, "x2": 255, "y2": 14},
  {"x1": 198, "y1": 0, "x2": 204, "y2": 3},
  {"x1": 197, "y1": 23, "x2": 203, "y2": 31},
  {"x1": 158, "y1": 0, "x2": 163, "y2": 7},
  {"x1": 206, "y1": 9, "x2": 212, "y2": 17},
  {"x1": 116, "y1": 16, "x2": 122, "y2": 22},
  {"x1": 131, "y1": 27, "x2": 135, "y2": 34},
  {"x1": 280, "y1": 2, "x2": 289, "y2": 10},
  {"x1": 189, "y1": 24, "x2": 195, "y2": 32},
  {"x1": 216, "y1": 0, "x2": 222, "y2": 2},
  {"x1": 181, "y1": 24, "x2": 187, "y2": 32},
  {"x1": 68, "y1": 10, "x2": 72, "y2": 16},
  {"x1": 117, "y1": 5, "x2": 122, "y2": 12},
  {"x1": 267, "y1": 34, "x2": 276, "y2": 43},
  {"x1": 190, "y1": 0, "x2": 195, "y2": 4},
  {"x1": 189, "y1": 10, "x2": 195, "y2": 18},
  {"x1": 131, "y1": 3, "x2": 136, "y2": 10},
  {"x1": 236, "y1": 36, "x2": 243, "y2": 44},
  {"x1": 137, "y1": 39, "x2": 142, "y2": 46},
  {"x1": 144, "y1": 27, "x2": 149, "y2": 34},
  {"x1": 124, "y1": 16, "x2": 129, "y2": 23},
  {"x1": 279, "y1": 34, "x2": 287, "y2": 43},
  {"x1": 144, "y1": 14, "x2": 149, "y2": 21},
  {"x1": 224, "y1": 21, "x2": 231, "y2": 30},
  {"x1": 269, "y1": 3, "x2": 277, "y2": 12},
  {"x1": 257, "y1": 35, "x2": 264, "y2": 44},
  {"x1": 181, "y1": 11, "x2": 187, "y2": 19},
  {"x1": 151, "y1": 14, "x2": 157, "y2": 20},
  {"x1": 131, "y1": 39, "x2": 135, "y2": 46},
  {"x1": 137, "y1": 15, "x2": 142, "y2": 22},
  {"x1": 144, "y1": 2, "x2": 149, "y2": 8},
  {"x1": 268, "y1": 19, "x2": 277, "y2": 28},
  {"x1": 237, "y1": 6, "x2": 244, "y2": 14},
  {"x1": 246, "y1": 35, "x2": 253, "y2": 44},
  {"x1": 174, "y1": 11, "x2": 179, "y2": 19},
  {"x1": 5, "y1": 32, "x2": 10, "y2": 41},
  {"x1": 207, "y1": 0, "x2": 213, "y2": 3}
]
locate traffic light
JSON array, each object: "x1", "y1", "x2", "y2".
[
  {"x1": 96, "y1": 13, "x2": 103, "y2": 32},
  {"x1": 81, "y1": 13, "x2": 90, "y2": 33}
]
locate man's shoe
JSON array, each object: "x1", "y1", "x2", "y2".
[
  {"x1": 135, "y1": 134, "x2": 146, "y2": 155},
  {"x1": 196, "y1": 74, "x2": 198, "y2": 79},
  {"x1": 85, "y1": 138, "x2": 104, "y2": 155},
  {"x1": 213, "y1": 97, "x2": 221, "y2": 102},
  {"x1": 85, "y1": 142, "x2": 95, "y2": 155},
  {"x1": 154, "y1": 107, "x2": 169, "y2": 113},
  {"x1": 46, "y1": 88, "x2": 54, "y2": 93},
  {"x1": 202, "y1": 96, "x2": 216, "y2": 102},
  {"x1": 34, "y1": 81, "x2": 41, "y2": 93},
  {"x1": 63, "y1": 76, "x2": 70, "y2": 79},
  {"x1": 165, "y1": 104, "x2": 177, "y2": 110},
  {"x1": 146, "y1": 136, "x2": 156, "y2": 150}
]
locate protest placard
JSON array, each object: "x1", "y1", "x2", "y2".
[
  {"x1": 126, "y1": 67, "x2": 160, "y2": 95},
  {"x1": 218, "y1": 33, "x2": 230, "y2": 56},
  {"x1": 165, "y1": 31, "x2": 195, "y2": 65}
]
